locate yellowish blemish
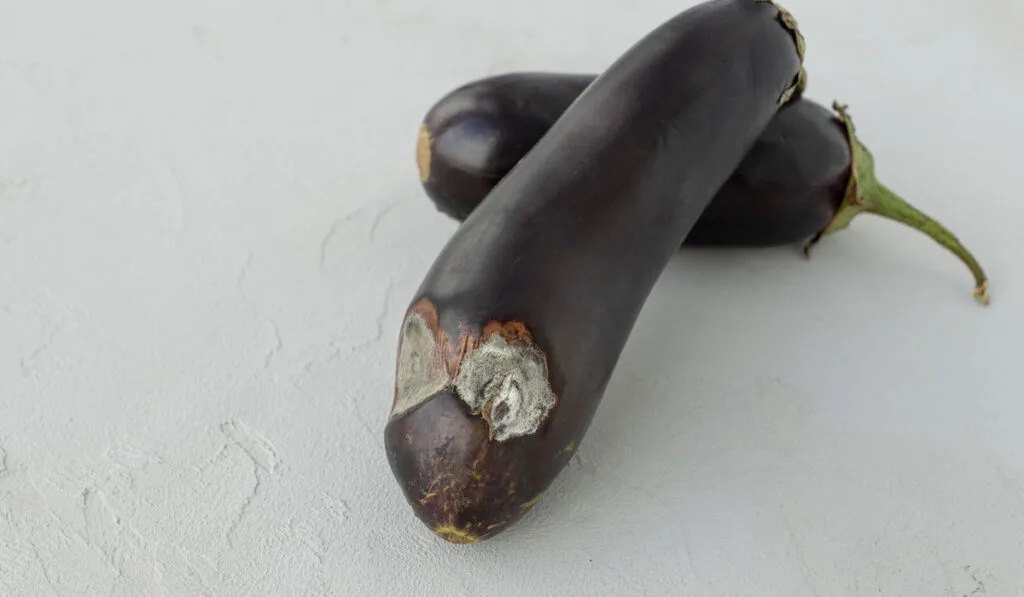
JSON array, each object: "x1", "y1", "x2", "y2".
[
  {"x1": 520, "y1": 494, "x2": 543, "y2": 511},
  {"x1": 563, "y1": 441, "x2": 575, "y2": 453},
  {"x1": 433, "y1": 524, "x2": 479, "y2": 545},
  {"x1": 416, "y1": 124, "x2": 432, "y2": 183}
]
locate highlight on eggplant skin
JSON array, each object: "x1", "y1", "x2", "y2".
[
  {"x1": 387, "y1": 0, "x2": 807, "y2": 544},
  {"x1": 415, "y1": 75, "x2": 990, "y2": 304}
]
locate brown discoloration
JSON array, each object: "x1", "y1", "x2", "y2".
[
  {"x1": 402, "y1": 297, "x2": 478, "y2": 381},
  {"x1": 405, "y1": 297, "x2": 440, "y2": 334},
  {"x1": 393, "y1": 298, "x2": 559, "y2": 445},
  {"x1": 444, "y1": 331, "x2": 475, "y2": 380},
  {"x1": 416, "y1": 123, "x2": 432, "y2": 183},
  {"x1": 478, "y1": 394, "x2": 499, "y2": 440},
  {"x1": 400, "y1": 298, "x2": 556, "y2": 409},
  {"x1": 481, "y1": 320, "x2": 534, "y2": 345}
]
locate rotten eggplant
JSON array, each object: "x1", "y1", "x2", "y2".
[{"x1": 386, "y1": 0, "x2": 806, "y2": 544}]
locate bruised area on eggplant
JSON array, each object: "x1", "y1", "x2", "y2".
[{"x1": 386, "y1": 297, "x2": 575, "y2": 543}]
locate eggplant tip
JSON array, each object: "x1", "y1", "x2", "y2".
[
  {"x1": 386, "y1": 372, "x2": 549, "y2": 544},
  {"x1": 417, "y1": 123, "x2": 432, "y2": 183}
]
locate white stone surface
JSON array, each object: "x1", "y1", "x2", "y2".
[{"x1": 1, "y1": 0, "x2": 1022, "y2": 595}]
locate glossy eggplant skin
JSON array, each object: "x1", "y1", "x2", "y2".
[
  {"x1": 688, "y1": 97, "x2": 848, "y2": 245},
  {"x1": 387, "y1": 0, "x2": 804, "y2": 543},
  {"x1": 417, "y1": 73, "x2": 597, "y2": 221},
  {"x1": 419, "y1": 74, "x2": 849, "y2": 247}
]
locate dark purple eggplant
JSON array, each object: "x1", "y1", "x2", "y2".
[
  {"x1": 417, "y1": 74, "x2": 989, "y2": 304},
  {"x1": 385, "y1": 0, "x2": 806, "y2": 544}
]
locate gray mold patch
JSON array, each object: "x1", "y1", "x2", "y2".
[
  {"x1": 392, "y1": 312, "x2": 450, "y2": 417},
  {"x1": 454, "y1": 333, "x2": 556, "y2": 442}
]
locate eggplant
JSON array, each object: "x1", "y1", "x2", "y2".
[
  {"x1": 417, "y1": 74, "x2": 989, "y2": 304},
  {"x1": 385, "y1": 0, "x2": 806, "y2": 544}
]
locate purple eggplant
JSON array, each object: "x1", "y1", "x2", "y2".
[
  {"x1": 416, "y1": 74, "x2": 989, "y2": 304},
  {"x1": 386, "y1": 0, "x2": 806, "y2": 544}
]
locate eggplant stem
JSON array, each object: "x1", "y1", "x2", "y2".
[
  {"x1": 861, "y1": 184, "x2": 990, "y2": 305},
  {"x1": 805, "y1": 102, "x2": 990, "y2": 306}
]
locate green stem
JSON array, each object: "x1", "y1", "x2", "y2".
[
  {"x1": 864, "y1": 183, "x2": 989, "y2": 304},
  {"x1": 804, "y1": 102, "x2": 990, "y2": 306}
]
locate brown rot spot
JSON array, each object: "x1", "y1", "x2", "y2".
[
  {"x1": 391, "y1": 299, "x2": 559, "y2": 443},
  {"x1": 454, "y1": 331, "x2": 558, "y2": 442},
  {"x1": 482, "y1": 320, "x2": 533, "y2": 344},
  {"x1": 403, "y1": 298, "x2": 476, "y2": 381},
  {"x1": 417, "y1": 124, "x2": 432, "y2": 183}
]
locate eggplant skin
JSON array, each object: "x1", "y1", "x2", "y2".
[
  {"x1": 387, "y1": 0, "x2": 805, "y2": 543},
  {"x1": 417, "y1": 73, "x2": 597, "y2": 221},
  {"x1": 418, "y1": 75, "x2": 850, "y2": 247},
  {"x1": 689, "y1": 98, "x2": 849, "y2": 246}
]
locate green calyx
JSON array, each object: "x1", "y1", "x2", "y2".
[{"x1": 804, "y1": 102, "x2": 990, "y2": 305}]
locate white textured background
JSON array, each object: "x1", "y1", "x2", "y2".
[{"x1": 1, "y1": 0, "x2": 1022, "y2": 595}]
